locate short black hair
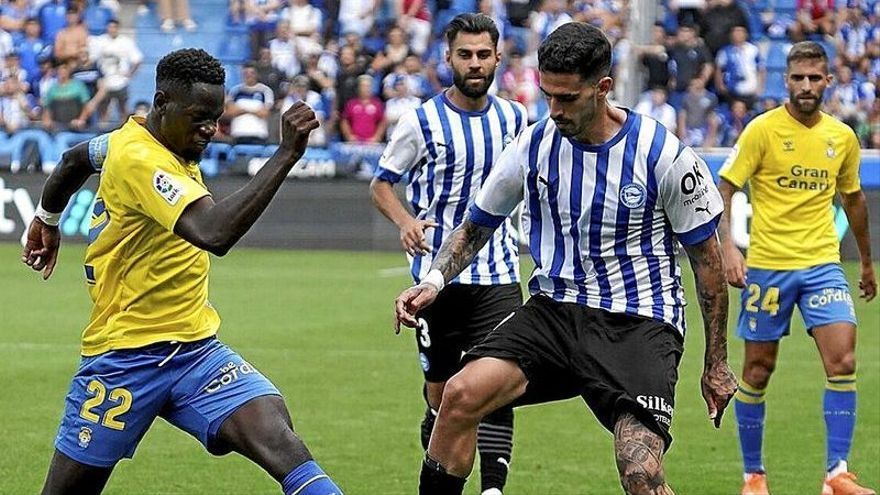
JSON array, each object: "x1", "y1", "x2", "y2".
[
  {"x1": 786, "y1": 41, "x2": 828, "y2": 68},
  {"x1": 445, "y1": 13, "x2": 499, "y2": 48},
  {"x1": 538, "y1": 22, "x2": 611, "y2": 83},
  {"x1": 156, "y1": 48, "x2": 225, "y2": 94}
]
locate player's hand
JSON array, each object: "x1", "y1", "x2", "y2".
[
  {"x1": 21, "y1": 218, "x2": 60, "y2": 280},
  {"x1": 400, "y1": 218, "x2": 439, "y2": 256},
  {"x1": 394, "y1": 283, "x2": 439, "y2": 334},
  {"x1": 859, "y1": 261, "x2": 876, "y2": 302},
  {"x1": 279, "y1": 101, "x2": 320, "y2": 158},
  {"x1": 722, "y1": 241, "x2": 747, "y2": 288},
  {"x1": 701, "y1": 360, "x2": 737, "y2": 428}
]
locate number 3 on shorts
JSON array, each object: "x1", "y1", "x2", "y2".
[
  {"x1": 745, "y1": 283, "x2": 781, "y2": 316},
  {"x1": 417, "y1": 318, "x2": 431, "y2": 348},
  {"x1": 79, "y1": 380, "x2": 133, "y2": 431}
]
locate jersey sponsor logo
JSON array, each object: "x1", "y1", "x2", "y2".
[
  {"x1": 807, "y1": 288, "x2": 853, "y2": 309},
  {"x1": 619, "y1": 183, "x2": 646, "y2": 209},
  {"x1": 636, "y1": 395, "x2": 674, "y2": 427},
  {"x1": 153, "y1": 171, "x2": 185, "y2": 206},
  {"x1": 204, "y1": 361, "x2": 258, "y2": 394},
  {"x1": 775, "y1": 165, "x2": 831, "y2": 191},
  {"x1": 78, "y1": 426, "x2": 92, "y2": 449},
  {"x1": 680, "y1": 161, "x2": 705, "y2": 195}
]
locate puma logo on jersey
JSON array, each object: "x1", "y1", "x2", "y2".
[{"x1": 694, "y1": 203, "x2": 711, "y2": 215}]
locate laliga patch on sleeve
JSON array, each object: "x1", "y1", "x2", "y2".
[{"x1": 153, "y1": 171, "x2": 185, "y2": 205}]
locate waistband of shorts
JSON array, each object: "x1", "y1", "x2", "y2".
[{"x1": 115, "y1": 336, "x2": 217, "y2": 356}]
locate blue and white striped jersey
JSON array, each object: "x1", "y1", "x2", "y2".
[
  {"x1": 375, "y1": 92, "x2": 527, "y2": 286},
  {"x1": 469, "y1": 110, "x2": 722, "y2": 336}
]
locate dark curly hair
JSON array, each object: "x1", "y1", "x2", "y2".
[
  {"x1": 156, "y1": 48, "x2": 225, "y2": 94},
  {"x1": 538, "y1": 22, "x2": 611, "y2": 83}
]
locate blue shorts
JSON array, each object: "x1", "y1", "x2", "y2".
[
  {"x1": 737, "y1": 263, "x2": 857, "y2": 342},
  {"x1": 54, "y1": 337, "x2": 280, "y2": 467}
]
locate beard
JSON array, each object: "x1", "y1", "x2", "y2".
[
  {"x1": 452, "y1": 70, "x2": 495, "y2": 98},
  {"x1": 790, "y1": 93, "x2": 823, "y2": 115}
]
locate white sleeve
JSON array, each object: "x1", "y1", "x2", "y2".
[
  {"x1": 375, "y1": 110, "x2": 426, "y2": 183},
  {"x1": 469, "y1": 134, "x2": 526, "y2": 228},
  {"x1": 657, "y1": 146, "x2": 722, "y2": 245}
]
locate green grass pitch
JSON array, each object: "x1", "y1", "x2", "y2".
[{"x1": 1, "y1": 243, "x2": 877, "y2": 494}]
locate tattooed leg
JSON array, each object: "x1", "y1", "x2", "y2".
[{"x1": 614, "y1": 413, "x2": 674, "y2": 495}]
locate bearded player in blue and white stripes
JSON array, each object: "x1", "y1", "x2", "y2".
[
  {"x1": 371, "y1": 13, "x2": 526, "y2": 495},
  {"x1": 395, "y1": 22, "x2": 738, "y2": 495}
]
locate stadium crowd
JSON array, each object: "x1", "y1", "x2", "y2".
[{"x1": 0, "y1": 0, "x2": 877, "y2": 172}]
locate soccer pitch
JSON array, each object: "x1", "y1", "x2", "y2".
[{"x1": 1, "y1": 243, "x2": 877, "y2": 494}]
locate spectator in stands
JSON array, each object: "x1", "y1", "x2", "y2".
[
  {"x1": 53, "y1": 6, "x2": 88, "y2": 63},
  {"x1": 338, "y1": 0, "x2": 379, "y2": 38},
  {"x1": 384, "y1": 74, "x2": 420, "y2": 139},
  {"x1": 283, "y1": 0, "x2": 322, "y2": 58},
  {"x1": 500, "y1": 50, "x2": 541, "y2": 122},
  {"x1": 698, "y1": 0, "x2": 749, "y2": 55},
  {"x1": 396, "y1": 0, "x2": 431, "y2": 56},
  {"x1": 668, "y1": 22, "x2": 713, "y2": 109},
  {"x1": 335, "y1": 44, "x2": 366, "y2": 113},
  {"x1": 371, "y1": 26, "x2": 411, "y2": 77},
  {"x1": 91, "y1": 19, "x2": 142, "y2": 123},
  {"x1": 0, "y1": 51, "x2": 34, "y2": 132},
  {"x1": 340, "y1": 74, "x2": 385, "y2": 143},
  {"x1": 34, "y1": 55, "x2": 55, "y2": 108},
  {"x1": 229, "y1": 0, "x2": 246, "y2": 24},
  {"x1": 826, "y1": 64, "x2": 874, "y2": 130},
  {"x1": 0, "y1": 25, "x2": 13, "y2": 61},
  {"x1": 678, "y1": 76, "x2": 720, "y2": 147},
  {"x1": 795, "y1": 0, "x2": 836, "y2": 37},
  {"x1": 268, "y1": 22, "x2": 300, "y2": 78},
  {"x1": 159, "y1": 0, "x2": 197, "y2": 32},
  {"x1": 529, "y1": 0, "x2": 573, "y2": 59},
  {"x1": 16, "y1": 18, "x2": 52, "y2": 82},
  {"x1": 636, "y1": 22, "x2": 673, "y2": 95},
  {"x1": 245, "y1": 0, "x2": 282, "y2": 58},
  {"x1": 253, "y1": 47, "x2": 286, "y2": 102},
  {"x1": 0, "y1": 0, "x2": 30, "y2": 32},
  {"x1": 837, "y1": 4, "x2": 872, "y2": 65},
  {"x1": 41, "y1": 60, "x2": 91, "y2": 130},
  {"x1": 634, "y1": 86, "x2": 677, "y2": 132},
  {"x1": 39, "y1": 0, "x2": 67, "y2": 45},
  {"x1": 342, "y1": 30, "x2": 375, "y2": 66},
  {"x1": 507, "y1": 0, "x2": 540, "y2": 30},
  {"x1": 718, "y1": 98, "x2": 752, "y2": 147},
  {"x1": 71, "y1": 47, "x2": 103, "y2": 98},
  {"x1": 714, "y1": 25, "x2": 765, "y2": 108},
  {"x1": 667, "y1": 0, "x2": 705, "y2": 28},
  {"x1": 381, "y1": 53, "x2": 428, "y2": 100},
  {"x1": 302, "y1": 50, "x2": 335, "y2": 95},
  {"x1": 572, "y1": 0, "x2": 625, "y2": 31},
  {"x1": 225, "y1": 62, "x2": 274, "y2": 144},
  {"x1": 281, "y1": 74, "x2": 326, "y2": 146}
]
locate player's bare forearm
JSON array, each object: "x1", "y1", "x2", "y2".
[
  {"x1": 39, "y1": 142, "x2": 95, "y2": 212},
  {"x1": 716, "y1": 180, "x2": 738, "y2": 247},
  {"x1": 429, "y1": 219, "x2": 495, "y2": 283},
  {"x1": 684, "y1": 235, "x2": 729, "y2": 366},
  {"x1": 840, "y1": 190, "x2": 873, "y2": 265},
  {"x1": 370, "y1": 178, "x2": 413, "y2": 228}
]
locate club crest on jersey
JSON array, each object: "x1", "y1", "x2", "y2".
[
  {"x1": 619, "y1": 183, "x2": 646, "y2": 209},
  {"x1": 78, "y1": 426, "x2": 92, "y2": 448},
  {"x1": 153, "y1": 171, "x2": 184, "y2": 205},
  {"x1": 826, "y1": 139, "x2": 835, "y2": 158}
]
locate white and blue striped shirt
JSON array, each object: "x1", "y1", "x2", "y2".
[
  {"x1": 376, "y1": 92, "x2": 526, "y2": 285},
  {"x1": 470, "y1": 111, "x2": 722, "y2": 336}
]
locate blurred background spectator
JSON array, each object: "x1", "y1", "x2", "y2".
[
  {"x1": 340, "y1": 73, "x2": 384, "y2": 143},
  {"x1": 226, "y1": 62, "x2": 275, "y2": 144}
]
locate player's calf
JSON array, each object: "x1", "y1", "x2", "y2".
[
  {"x1": 614, "y1": 413, "x2": 674, "y2": 495},
  {"x1": 478, "y1": 406, "x2": 514, "y2": 494}
]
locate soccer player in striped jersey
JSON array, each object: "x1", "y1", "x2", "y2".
[
  {"x1": 719, "y1": 42, "x2": 876, "y2": 495},
  {"x1": 394, "y1": 22, "x2": 737, "y2": 495},
  {"x1": 371, "y1": 13, "x2": 526, "y2": 495},
  {"x1": 21, "y1": 49, "x2": 341, "y2": 495}
]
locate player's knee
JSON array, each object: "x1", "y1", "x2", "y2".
[
  {"x1": 826, "y1": 351, "x2": 856, "y2": 377},
  {"x1": 439, "y1": 377, "x2": 485, "y2": 425},
  {"x1": 743, "y1": 360, "x2": 775, "y2": 389}
]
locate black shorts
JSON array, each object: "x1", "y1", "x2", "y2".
[
  {"x1": 415, "y1": 283, "x2": 523, "y2": 382},
  {"x1": 463, "y1": 294, "x2": 683, "y2": 448}
]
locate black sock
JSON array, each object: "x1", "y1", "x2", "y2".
[
  {"x1": 419, "y1": 455, "x2": 466, "y2": 495},
  {"x1": 421, "y1": 405, "x2": 438, "y2": 450},
  {"x1": 478, "y1": 406, "x2": 514, "y2": 492}
]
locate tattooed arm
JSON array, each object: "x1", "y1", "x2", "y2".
[
  {"x1": 683, "y1": 235, "x2": 738, "y2": 428},
  {"x1": 614, "y1": 413, "x2": 673, "y2": 495},
  {"x1": 394, "y1": 218, "x2": 496, "y2": 332}
]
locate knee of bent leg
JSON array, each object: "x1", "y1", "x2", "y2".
[
  {"x1": 743, "y1": 359, "x2": 775, "y2": 389},
  {"x1": 827, "y1": 350, "x2": 856, "y2": 377},
  {"x1": 440, "y1": 376, "x2": 484, "y2": 423}
]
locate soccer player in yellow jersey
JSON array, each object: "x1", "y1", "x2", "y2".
[
  {"x1": 21, "y1": 49, "x2": 343, "y2": 495},
  {"x1": 718, "y1": 42, "x2": 876, "y2": 495}
]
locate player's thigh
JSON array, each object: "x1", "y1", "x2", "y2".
[
  {"x1": 463, "y1": 295, "x2": 585, "y2": 408},
  {"x1": 736, "y1": 267, "x2": 799, "y2": 342},
  {"x1": 578, "y1": 309, "x2": 683, "y2": 450},
  {"x1": 42, "y1": 450, "x2": 114, "y2": 495},
  {"x1": 162, "y1": 339, "x2": 282, "y2": 458},
  {"x1": 53, "y1": 350, "x2": 169, "y2": 470},
  {"x1": 812, "y1": 322, "x2": 857, "y2": 376},
  {"x1": 460, "y1": 284, "x2": 524, "y2": 350},
  {"x1": 797, "y1": 263, "x2": 858, "y2": 336}
]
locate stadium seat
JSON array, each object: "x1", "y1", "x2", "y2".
[
  {"x1": 766, "y1": 41, "x2": 792, "y2": 71},
  {"x1": 230, "y1": 144, "x2": 269, "y2": 162},
  {"x1": 763, "y1": 69, "x2": 787, "y2": 100},
  {"x1": 8, "y1": 129, "x2": 57, "y2": 173},
  {"x1": 83, "y1": 5, "x2": 114, "y2": 35}
]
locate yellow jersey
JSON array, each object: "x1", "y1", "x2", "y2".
[
  {"x1": 81, "y1": 117, "x2": 220, "y2": 356},
  {"x1": 719, "y1": 106, "x2": 861, "y2": 270}
]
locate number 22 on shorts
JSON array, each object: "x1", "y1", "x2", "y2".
[
  {"x1": 79, "y1": 380, "x2": 133, "y2": 430},
  {"x1": 745, "y1": 283, "x2": 781, "y2": 316}
]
